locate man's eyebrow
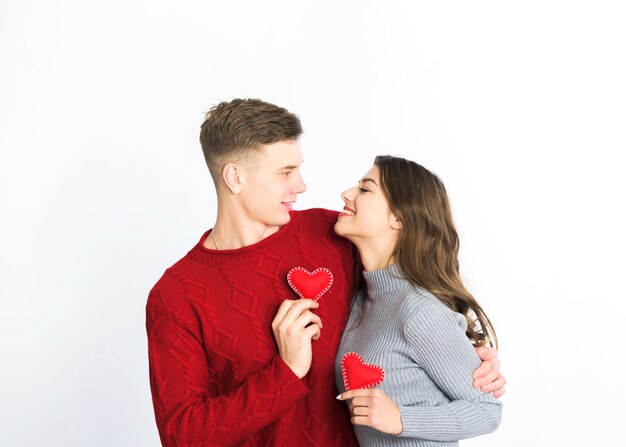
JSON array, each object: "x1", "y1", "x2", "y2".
[
  {"x1": 360, "y1": 177, "x2": 378, "y2": 186},
  {"x1": 277, "y1": 164, "x2": 300, "y2": 171}
]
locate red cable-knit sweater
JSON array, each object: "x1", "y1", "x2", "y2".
[{"x1": 146, "y1": 208, "x2": 359, "y2": 447}]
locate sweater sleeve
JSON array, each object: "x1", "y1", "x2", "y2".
[
  {"x1": 398, "y1": 301, "x2": 502, "y2": 442},
  {"x1": 146, "y1": 274, "x2": 309, "y2": 447}
]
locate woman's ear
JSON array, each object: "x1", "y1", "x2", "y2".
[
  {"x1": 391, "y1": 214, "x2": 403, "y2": 230},
  {"x1": 222, "y1": 163, "x2": 245, "y2": 194}
]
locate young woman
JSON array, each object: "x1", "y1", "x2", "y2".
[{"x1": 335, "y1": 156, "x2": 502, "y2": 446}]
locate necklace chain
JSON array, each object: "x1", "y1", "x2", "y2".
[{"x1": 211, "y1": 229, "x2": 219, "y2": 250}]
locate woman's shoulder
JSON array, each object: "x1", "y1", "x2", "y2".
[
  {"x1": 401, "y1": 285, "x2": 467, "y2": 329},
  {"x1": 397, "y1": 282, "x2": 439, "y2": 309}
]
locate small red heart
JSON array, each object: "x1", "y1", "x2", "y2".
[
  {"x1": 287, "y1": 267, "x2": 333, "y2": 301},
  {"x1": 340, "y1": 352, "x2": 385, "y2": 391}
]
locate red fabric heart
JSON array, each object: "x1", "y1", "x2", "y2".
[
  {"x1": 286, "y1": 267, "x2": 333, "y2": 301},
  {"x1": 340, "y1": 352, "x2": 385, "y2": 391}
]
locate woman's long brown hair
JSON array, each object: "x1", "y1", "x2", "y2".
[{"x1": 374, "y1": 155, "x2": 498, "y2": 348}]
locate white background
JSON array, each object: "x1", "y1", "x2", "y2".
[{"x1": 1, "y1": 1, "x2": 625, "y2": 446}]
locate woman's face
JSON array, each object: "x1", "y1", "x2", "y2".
[{"x1": 334, "y1": 165, "x2": 399, "y2": 244}]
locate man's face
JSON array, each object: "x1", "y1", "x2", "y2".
[{"x1": 239, "y1": 140, "x2": 306, "y2": 227}]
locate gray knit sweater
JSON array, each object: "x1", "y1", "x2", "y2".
[{"x1": 334, "y1": 265, "x2": 502, "y2": 446}]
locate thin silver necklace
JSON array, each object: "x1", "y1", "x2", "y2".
[{"x1": 211, "y1": 229, "x2": 219, "y2": 250}]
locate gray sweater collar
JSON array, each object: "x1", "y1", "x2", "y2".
[{"x1": 363, "y1": 264, "x2": 406, "y2": 298}]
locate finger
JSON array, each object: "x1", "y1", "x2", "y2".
[
  {"x1": 472, "y1": 362, "x2": 493, "y2": 381},
  {"x1": 351, "y1": 406, "x2": 370, "y2": 417},
  {"x1": 303, "y1": 323, "x2": 321, "y2": 340},
  {"x1": 351, "y1": 415, "x2": 372, "y2": 427},
  {"x1": 472, "y1": 356, "x2": 497, "y2": 381},
  {"x1": 492, "y1": 387, "x2": 506, "y2": 399},
  {"x1": 473, "y1": 368, "x2": 493, "y2": 388},
  {"x1": 368, "y1": 388, "x2": 383, "y2": 397},
  {"x1": 276, "y1": 313, "x2": 321, "y2": 340},
  {"x1": 282, "y1": 299, "x2": 320, "y2": 325},
  {"x1": 475, "y1": 346, "x2": 495, "y2": 361},
  {"x1": 275, "y1": 311, "x2": 321, "y2": 342},
  {"x1": 348, "y1": 396, "x2": 371, "y2": 410},
  {"x1": 474, "y1": 365, "x2": 501, "y2": 389},
  {"x1": 481, "y1": 375, "x2": 507, "y2": 393},
  {"x1": 485, "y1": 346, "x2": 498, "y2": 358},
  {"x1": 272, "y1": 299, "x2": 298, "y2": 327},
  {"x1": 292, "y1": 297, "x2": 320, "y2": 311},
  {"x1": 337, "y1": 389, "x2": 372, "y2": 401},
  {"x1": 293, "y1": 310, "x2": 323, "y2": 330}
]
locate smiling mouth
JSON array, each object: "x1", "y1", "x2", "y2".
[{"x1": 340, "y1": 207, "x2": 355, "y2": 216}]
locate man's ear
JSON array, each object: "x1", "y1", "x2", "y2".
[{"x1": 222, "y1": 163, "x2": 245, "y2": 194}]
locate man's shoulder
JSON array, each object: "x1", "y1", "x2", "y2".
[
  {"x1": 293, "y1": 208, "x2": 339, "y2": 222},
  {"x1": 146, "y1": 240, "x2": 208, "y2": 306},
  {"x1": 289, "y1": 208, "x2": 353, "y2": 259},
  {"x1": 290, "y1": 208, "x2": 343, "y2": 238},
  {"x1": 147, "y1": 260, "x2": 188, "y2": 300},
  {"x1": 291, "y1": 207, "x2": 339, "y2": 227}
]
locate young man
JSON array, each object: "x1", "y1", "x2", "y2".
[{"x1": 146, "y1": 99, "x2": 505, "y2": 447}]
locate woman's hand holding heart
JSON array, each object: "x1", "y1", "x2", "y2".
[{"x1": 337, "y1": 388, "x2": 403, "y2": 435}]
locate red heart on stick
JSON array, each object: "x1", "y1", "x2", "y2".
[
  {"x1": 287, "y1": 267, "x2": 333, "y2": 301},
  {"x1": 340, "y1": 352, "x2": 385, "y2": 390}
]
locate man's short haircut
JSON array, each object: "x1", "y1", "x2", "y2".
[{"x1": 200, "y1": 98, "x2": 303, "y2": 184}]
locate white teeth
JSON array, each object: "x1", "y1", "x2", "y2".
[{"x1": 342, "y1": 209, "x2": 355, "y2": 216}]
